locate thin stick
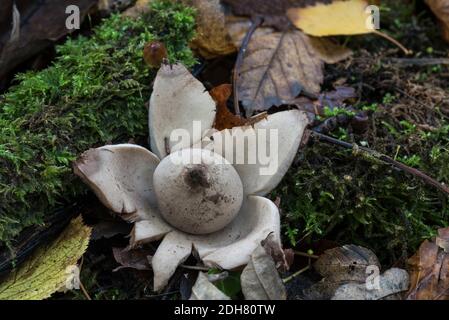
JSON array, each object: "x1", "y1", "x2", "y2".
[
  {"x1": 283, "y1": 265, "x2": 310, "y2": 284},
  {"x1": 180, "y1": 264, "x2": 209, "y2": 271},
  {"x1": 79, "y1": 281, "x2": 92, "y2": 300},
  {"x1": 387, "y1": 58, "x2": 449, "y2": 66},
  {"x1": 311, "y1": 130, "x2": 449, "y2": 196},
  {"x1": 294, "y1": 251, "x2": 319, "y2": 259},
  {"x1": 373, "y1": 30, "x2": 412, "y2": 55},
  {"x1": 233, "y1": 16, "x2": 264, "y2": 116}
]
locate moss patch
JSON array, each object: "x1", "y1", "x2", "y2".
[{"x1": 0, "y1": 0, "x2": 197, "y2": 244}]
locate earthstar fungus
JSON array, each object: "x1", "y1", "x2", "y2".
[{"x1": 74, "y1": 63, "x2": 309, "y2": 291}]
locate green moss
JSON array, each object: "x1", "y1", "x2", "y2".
[
  {"x1": 0, "y1": 0, "x2": 197, "y2": 244},
  {"x1": 274, "y1": 109, "x2": 449, "y2": 264}
]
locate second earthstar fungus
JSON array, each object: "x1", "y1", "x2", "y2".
[{"x1": 73, "y1": 63, "x2": 309, "y2": 291}]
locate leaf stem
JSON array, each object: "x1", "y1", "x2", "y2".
[{"x1": 373, "y1": 30, "x2": 412, "y2": 55}]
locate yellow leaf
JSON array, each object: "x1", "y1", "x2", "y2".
[
  {"x1": 0, "y1": 216, "x2": 91, "y2": 300},
  {"x1": 287, "y1": 0, "x2": 373, "y2": 36}
]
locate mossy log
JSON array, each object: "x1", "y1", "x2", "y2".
[{"x1": 0, "y1": 1, "x2": 197, "y2": 245}]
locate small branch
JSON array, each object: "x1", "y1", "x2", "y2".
[
  {"x1": 373, "y1": 30, "x2": 412, "y2": 55},
  {"x1": 310, "y1": 130, "x2": 449, "y2": 196},
  {"x1": 294, "y1": 251, "x2": 319, "y2": 259},
  {"x1": 233, "y1": 16, "x2": 264, "y2": 116},
  {"x1": 387, "y1": 58, "x2": 449, "y2": 66},
  {"x1": 79, "y1": 281, "x2": 92, "y2": 300},
  {"x1": 180, "y1": 264, "x2": 209, "y2": 271},
  {"x1": 283, "y1": 265, "x2": 310, "y2": 284}
]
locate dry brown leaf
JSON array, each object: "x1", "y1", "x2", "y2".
[
  {"x1": 181, "y1": 0, "x2": 236, "y2": 58},
  {"x1": 261, "y1": 233, "x2": 293, "y2": 272},
  {"x1": 122, "y1": 0, "x2": 152, "y2": 17},
  {"x1": 210, "y1": 84, "x2": 268, "y2": 129},
  {"x1": 304, "y1": 245, "x2": 384, "y2": 300},
  {"x1": 228, "y1": 24, "x2": 351, "y2": 115},
  {"x1": 426, "y1": 0, "x2": 449, "y2": 43},
  {"x1": 314, "y1": 245, "x2": 380, "y2": 283},
  {"x1": 241, "y1": 244, "x2": 287, "y2": 300},
  {"x1": 210, "y1": 84, "x2": 248, "y2": 130},
  {"x1": 406, "y1": 227, "x2": 449, "y2": 300},
  {"x1": 112, "y1": 247, "x2": 152, "y2": 272}
]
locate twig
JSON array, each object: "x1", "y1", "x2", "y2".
[
  {"x1": 233, "y1": 16, "x2": 264, "y2": 116},
  {"x1": 310, "y1": 130, "x2": 449, "y2": 196},
  {"x1": 294, "y1": 251, "x2": 319, "y2": 259},
  {"x1": 373, "y1": 30, "x2": 412, "y2": 55},
  {"x1": 282, "y1": 265, "x2": 310, "y2": 284},
  {"x1": 79, "y1": 281, "x2": 92, "y2": 300},
  {"x1": 180, "y1": 264, "x2": 209, "y2": 271},
  {"x1": 387, "y1": 58, "x2": 449, "y2": 66}
]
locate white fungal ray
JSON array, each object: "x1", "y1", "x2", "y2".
[
  {"x1": 149, "y1": 63, "x2": 216, "y2": 159},
  {"x1": 73, "y1": 144, "x2": 165, "y2": 223},
  {"x1": 152, "y1": 231, "x2": 193, "y2": 292},
  {"x1": 191, "y1": 195, "x2": 281, "y2": 270},
  {"x1": 130, "y1": 219, "x2": 173, "y2": 248},
  {"x1": 204, "y1": 109, "x2": 309, "y2": 196}
]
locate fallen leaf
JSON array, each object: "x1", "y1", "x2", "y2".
[
  {"x1": 190, "y1": 272, "x2": 231, "y2": 300},
  {"x1": 406, "y1": 227, "x2": 449, "y2": 300},
  {"x1": 210, "y1": 84, "x2": 248, "y2": 130},
  {"x1": 112, "y1": 247, "x2": 152, "y2": 272},
  {"x1": 287, "y1": 0, "x2": 374, "y2": 36},
  {"x1": 241, "y1": 244, "x2": 287, "y2": 300},
  {"x1": 261, "y1": 233, "x2": 293, "y2": 272},
  {"x1": 426, "y1": 0, "x2": 449, "y2": 43},
  {"x1": 0, "y1": 216, "x2": 91, "y2": 300},
  {"x1": 123, "y1": 0, "x2": 151, "y2": 17},
  {"x1": 332, "y1": 268, "x2": 409, "y2": 300},
  {"x1": 304, "y1": 245, "x2": 381, "y2": 299},
  {"x1": 181, "y1": 0, "x2": 236, "y2": 58},
  {"x1": 314, "y1": 245, "x2": 380, "y2": 282},
  {"x1": 228, "y1": 25, "x2": 351, "y2": 115},
  {"x1": 0, "y1": 0, "x2": 97, "y2": 81}
]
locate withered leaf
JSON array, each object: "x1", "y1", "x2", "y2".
[
  {"x1": 406, "y1": 227, "x2": 449, "y2": 300},
  {"x1": 314, "y1": 245, "x2": 380, "y2": 283},
  {"x1": 426, "y1": 0, "x2": 449, "y2": 43},
  {"x1": 0, "y1": 216, "x2": 91, "y2": 300},
  {"x1": 241, "y1": 244, "x2": 287, "y2": 300},
  {"x1": 228, "y1": 25, "x2": 351, "y2": 115},
  {"x1": 190, "y1": 272, "x2": 231, "y2": 300},
  {"x1": 210, "y1": 84, "x2": 268, "y2": 129},
  {"x1": 261, "y1": 233, "x2": 293, "y2": 272},
  {"x1": 0, "y1": 0, "x2": 96, "y2": 81},
  {"x1": 210, "y1": 84, "x2": 248, "y2": 130},
  {"x1": 304, "y1": 245, "x2": 382, "y2": 300},
  {"x1": 123, "y1": 0, "x2": 152, "y2": 17},
  {"x1": 112, "y1": 247, "x2": 152, "y2": 272},
  {"x1": 181, "y1": 0, "x2": 236, "y2": 58},
  {"x1": 332, "y1": 268, "x2": 409, "y2": 300}
]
